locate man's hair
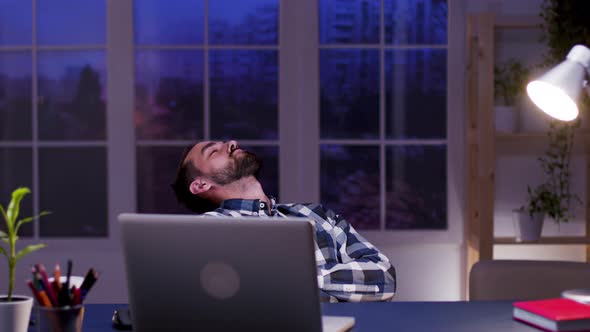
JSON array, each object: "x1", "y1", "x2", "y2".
[{"x1": 171, "y1": 144, "x2": 219, "y2": 214}]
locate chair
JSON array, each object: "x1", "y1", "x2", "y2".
[{"x1": 469, "y1": 259, "x2": 590, "y2": 301}]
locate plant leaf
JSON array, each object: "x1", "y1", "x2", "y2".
[
  {"x1": 0, "y1": 245, "x2": 5, "y2": 257},
  {"x1": 14, "y1": 211, "x2": 51, "y2": 236},
  {"x1": 6, "y1": 187, "x2": 30, "y2": 233},
  {"x1": 0, "y1": 204, "x2": 7, "y2": 227},
  {"x1": 0, "y1": 230, "x2": 8, "y2": 244},
  {"x1": 15, "y1": 244, "x2": 46, "y2": 262}
]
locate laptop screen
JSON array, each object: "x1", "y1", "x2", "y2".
[{"x1": 119, "y1": 213, "x2": 323, "y2": 332}]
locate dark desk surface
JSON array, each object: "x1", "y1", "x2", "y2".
[{"x1": 38, "y1": 301, "x2": 541, "y2": 332}]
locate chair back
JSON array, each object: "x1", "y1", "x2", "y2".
[{"x1": 469, "y1": 259, "x2": 590, "y2": 301}]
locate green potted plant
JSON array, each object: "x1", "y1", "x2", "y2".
[
  {"x1": 0, "y1": 187, "x2": 49, "y2": 332},
  {"x1": 494, "y1": 59, "x2": 530, "y2": 133},
  {"x1": 515, "y1": 120, "x2": 581, "y2": 241}
]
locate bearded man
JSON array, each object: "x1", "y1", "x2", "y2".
[{"x1": 172, "y1": 140, "x2": 396, "y2": 302}]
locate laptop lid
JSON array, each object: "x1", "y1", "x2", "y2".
[{"x1": 119, "y1": 213, "x2": 323, "y2": 332}]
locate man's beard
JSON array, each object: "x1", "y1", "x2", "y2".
[{"x1": 209, "y1": 150, "x2": 261, "y2": 185}]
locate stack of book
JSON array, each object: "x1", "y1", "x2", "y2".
[{"x1": 513, "y1": 298, "x2": 590, "y2": 331}]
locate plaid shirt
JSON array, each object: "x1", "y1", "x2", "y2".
[{"x1": 203, "y1": 197, "x2": 396, "y2": 302}]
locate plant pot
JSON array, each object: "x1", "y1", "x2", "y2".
[
  {"x1": 494, "y1": 105, "x2": 517, "y2": 133},
  {"x1": 513, "y1": 210, "x2": 545, "y2": 242},
  {"x1": 0, "y1": 295, "x2": 33, "y2": 332}
]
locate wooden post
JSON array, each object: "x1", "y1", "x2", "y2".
[{"x1": 465, "y1": 13, "x2": 496, "y2": 298}]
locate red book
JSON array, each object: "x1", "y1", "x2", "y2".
[{"x1": 513, "y1": 298, "x2": 590, "y2": 331}]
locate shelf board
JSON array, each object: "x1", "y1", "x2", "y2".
[
  {"x1": 494, "y1": 236, "x2": 590, "y2": 245},
  {"x1": 494, "y1": 16, "x2": 543, "y2": 29},
  {"x1": 496, "y1": 131, "x2": 590, "y2": 154},
  {"x1": 496, "y1": 130, "x2": 590, "y2": 140}
]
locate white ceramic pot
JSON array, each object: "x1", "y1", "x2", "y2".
[
  {"x1": 513, "y1": 210, "x2": 545, "y2": 242},
  {"x1": 494, "y1": 105, "x2": 517, "y2": 133},
  {"x1": 0, "y1": 295, "x2": 33, "y2": 332}
]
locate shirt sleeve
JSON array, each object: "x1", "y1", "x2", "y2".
[{"x1": 316, "y1": 209, "x2": 396, "y2": 302}]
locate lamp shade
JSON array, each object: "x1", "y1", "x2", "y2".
[{"x1": 527, "y1": 45, "x2": 590, "y2": 121}]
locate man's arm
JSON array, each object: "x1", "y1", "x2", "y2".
[{"x1": 316, "y1": 208, "x2": 396, "y2": 302}]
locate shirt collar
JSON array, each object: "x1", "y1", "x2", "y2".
[{"x1": 219, "y1": 196, "x2": 277, "y2": 215}]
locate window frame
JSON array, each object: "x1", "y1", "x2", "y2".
[{"x1": 5, "y1": 0, "x2": 464, "y2": 252}]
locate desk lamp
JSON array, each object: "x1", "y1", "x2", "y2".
[
  {"x1": 527, "y1": 44, "x2": 590, "y2": 121},
  {"x1": 526, "y1": 44, "x2": 590, "y2": 303}
]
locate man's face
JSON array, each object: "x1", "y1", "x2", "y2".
[{"x1": 186, "y1": 140, "x2": 260, "y2": 185}]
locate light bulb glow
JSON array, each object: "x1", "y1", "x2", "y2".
[{"x1": 526, "y1": 81, "x2": 579, "y2": 121}]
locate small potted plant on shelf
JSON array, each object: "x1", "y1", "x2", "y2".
[
  {"x1": 515, "y1": 121, "x2": 581, "y2": 241},
  {"x1": 0, "y1": 187, "x2": 49, "y2": 332},
  {"x1": 494, "y1": 59, "x2": 530, "y2": 133}
]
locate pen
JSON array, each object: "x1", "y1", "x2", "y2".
[
  {"x1": 36, "y1": 272, "x2": 57, "y2": 307},
  {"x1": 54, "y1": 263, "x2": 61, "y2": 291},
  {"x1": 38, "y1": 265, "x2": 57, "y2": 303},
  {"x1": 72, "y1": 286, "x2": 82, "y2": 306},
  {"x1": 80, "y1": 269, "x2": 99, "y2": 300},
  {"x1": 65, "y1": 260, "x2": 72, "y2": 291},
  {"x1": 38, "y1": 290, "x2": 52, "y2": 307},
  {"x1": 27, "y1": 280, "x2": 43, "y2": 306},
  {"x1": 51, "y1": 279, "x2": 60, "y2": 298},
  {"x1": 58, "y1": 259, "x2": 72, "y2": 306},
  {"x1": 31, "y1": 266, "x2": 42, "y2": 290}
]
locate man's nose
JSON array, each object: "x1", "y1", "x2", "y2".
[{"x1": 227, "y1": 140, "x2": 238, "y2": 153}]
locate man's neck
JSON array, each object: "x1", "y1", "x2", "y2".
[{"x1": 215, "y1": 176, "x2": 270, "y2": 206}]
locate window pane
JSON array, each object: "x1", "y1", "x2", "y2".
[
  {"x1": 384, "y1": 0, "x2": 447, "y2": 45},
  {"x1": 135, "y1": 50, "x2": 204, "y2": 140},
  {"x1": 209, "y1": 0, "x2": 278, "y2": 45},
  {"x1": 320, "y1": 145, "x2": 380, "y2": 230},
  {"x1": 210, "y1": 50, "x2": 278, "y2": 140},
  {"x1": 37, "y1": 0, "x2": 105, "y2": 45},
  {"x1": 320, "y1": 49, "x2": 379, "y2": 139},
  {"x1": 319, "y1": 0, "x2": 380, "y2": 44},
  {"x1": 242, "y1": 145, "x2": 279, "y2": 198},
  {"x1": 39, "y1": 147, "x2": 107, "y2": 237},
  {"x1": 135, "y1": 0, "x2": 204, "y2": 45},
  {"x1": 137, "y1": 146, "x2": 192, "y2": 214},
  {"x1": 0, "y1": 0, "x2": 32, "y2": 45},
  {"x1": 0, "y1": 148, "x2": 33, "y2": 236},
  {"x1": 0, "y1": 52, "x2": 32, "y2": 141},
  {"x1": 37, "y1": 51, "x2": 106, "y2": 140},
  {"x1": 386, "y1": 145, "x2": 446, "y2": 229},
  {"x1": 385, "y1": 49, "x2": 446, "y2": 139}
]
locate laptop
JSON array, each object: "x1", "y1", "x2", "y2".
[{"x1": 119, "y1": 213, "x2": 355, "y2": 332}]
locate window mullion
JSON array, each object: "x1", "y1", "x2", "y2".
[
  {"x1": 106, "y1": 0, "x2": 136, "y2": 244},
  {"x1": 279, "y1": 0, "x2": 320, "y2": 203}
]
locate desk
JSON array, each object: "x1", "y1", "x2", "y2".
[{"x1": 37, "y1": 301, "x2": 540, "y2": 331}]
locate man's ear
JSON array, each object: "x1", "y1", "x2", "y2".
[{"x1": 189, "y1": 177, "x2": 212, "y2": 195}]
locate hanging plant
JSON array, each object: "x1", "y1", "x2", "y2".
[
  {"x1": 522, "y1": 0, "x2": 589, "y2": 223},
  {"x1": 525, "y1": 120, "x2": 582, "y2": 223}
]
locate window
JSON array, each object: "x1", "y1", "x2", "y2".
[
  {"x1": 134, "y1": 0, "x2": 280, "y2": 213},
  {"x1": 0, "y1": 0, "x2": 107, "y2": 238},
  {"x1": 1, "y1": 0, "x2": 453, "y2": 239},
  {"x1": 319, "y1": 0, "x2": 448, "y2": 230}
]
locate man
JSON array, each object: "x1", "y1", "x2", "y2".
[{"x1": 172, "y1": 140, "x2": 396, "y2": 302}]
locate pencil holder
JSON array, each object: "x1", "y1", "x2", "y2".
[{"x1": 36, "y1": 304, "x2": 84, "y2": 332}]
